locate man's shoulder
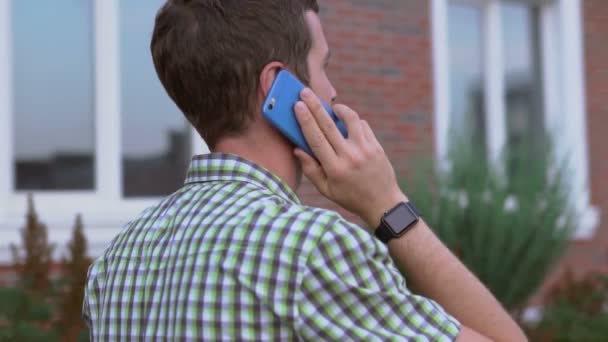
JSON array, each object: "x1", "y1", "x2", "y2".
[
  {"x1": 251, "y1": 198, "x2": 344, "y2": 245},
  {"x1": 264, "y1": 200, "x2": 381, "y2": 255},
  {"x1": 91, "y1": 182, "x2": 378, "y2": 268},
  {"x1": 198, "y1": 179, "x2": 380, "y2": 255}
]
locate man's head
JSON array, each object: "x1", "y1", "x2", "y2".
[{"x1": 151, "y1": 0, "x2": 334, "y2": 150}]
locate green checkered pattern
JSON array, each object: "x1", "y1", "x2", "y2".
[{"x1": 83, "y1": 153, "x2": 460, "y2": 341}]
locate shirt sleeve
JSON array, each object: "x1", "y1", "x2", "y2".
[
  {"x1": 82, "y1": 293, "x2": 92, "y2": 331},
  {"x1": 82, "y1": 262, "x2": 101, "y2": 341},
  {"x1": 295, "y1": 219, "x2": 461, "y2": 341}
]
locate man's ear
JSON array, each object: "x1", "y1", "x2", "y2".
[{"x1": 259, "y1": 61, "x2": 285, "y2": 98}]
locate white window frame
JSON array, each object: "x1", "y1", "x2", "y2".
[
  {"x1": 0, "y1": 0, "x2": 209, "y2": 262},
  {"x1": 431, "y1": 0, "x2": 600, "y2": 239}
]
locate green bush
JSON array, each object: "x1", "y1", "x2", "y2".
[
  {"x1": 534, "y1": 304, "x2": 608, "y2": 341},
  {"x1": 404, "y1": 139, "x2": 574, "y2": 317},
  {"x1": 0, "y1": 196, "x2": 91, "y2": 341},
  {"x1": 0, "y1": 287, "x2": 58, "y2": 342},
  {"x1": 529, "y1": 271, "x2": 608, "y2": 341}
]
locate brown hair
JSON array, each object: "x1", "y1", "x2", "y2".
[{"x1": 151, "y1": 0, "x2": 320, "y2": 148}]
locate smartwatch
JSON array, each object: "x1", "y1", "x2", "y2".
[{"x1": 374, "y1": 202, "x2": 421, "y2": 243}]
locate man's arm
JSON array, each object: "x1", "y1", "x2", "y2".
[
  {"x1": 390, "y1": 212, "x2": 526, "y2": 342},
  {"x1": 292, "y1": 88, "x2": 527, "y2": 342},
  {"x1": 296, "y1": 218, "x2": 462, "y2": 341},
  {"x1": 366, "y1": 191, "x2": 526, "y2": 342}
]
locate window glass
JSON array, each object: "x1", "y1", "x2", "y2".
[
  {"x1": 502, "y1": 2, "x2": 545, "y2": 160},
  {"x1": 448, "y1": 3, "x2": 487, "y2": 152},
  {"x1": 12, "y1": 0, "x2": 95, "y2": 191},
  {"x1": 120, "y1": 0, "x2": 192, "y2": 197}
]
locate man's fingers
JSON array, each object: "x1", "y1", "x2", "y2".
[
  {"x1": 300, "y1": 89, "x2": 348, "y2": 154},
  {"x1": 295, "y1": 101, "x2": 336, "y2": 165},
  {"x1": 294, "y1": 148, "x2": 329, "y2": 195},
  {"x1": 361, "y1": 120, "x2": 376, "y2": 143},
  {"x1": 333, "y1": 104, "x2": 363, "y2": 143}
]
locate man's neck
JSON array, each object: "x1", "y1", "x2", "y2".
[{"x1": 213, "y1": 129, "x2": 301, "y2": 191}]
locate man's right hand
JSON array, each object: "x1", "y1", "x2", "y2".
[
  {"x1": 294, "y1": 88, "x2": 528, "y2": 342},
  {"x1": 293, "y1": 88, "x2": 406, "y2": 229}
]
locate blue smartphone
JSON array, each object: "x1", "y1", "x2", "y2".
[{"x1": 262, "y1": 70, "x2": 348, "y2": 156}]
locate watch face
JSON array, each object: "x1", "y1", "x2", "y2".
[{"x1": 384, "y1": 203, "x2": 417, "y2": 235}]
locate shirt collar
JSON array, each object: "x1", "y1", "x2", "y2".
[{"x1": 184, "y1": 153, "x2": 301, "y2": 205}]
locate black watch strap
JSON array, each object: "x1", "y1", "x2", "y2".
[
  {"x1": 375, "y1": 202, "x2": 421, "y2": 243},
  {"x1": 375, "y1": 221, "x2": 394, "y2": 243}
]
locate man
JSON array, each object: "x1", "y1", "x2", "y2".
[{"x1": 83, "y1": 0, "x2": 527, "y2": 340}]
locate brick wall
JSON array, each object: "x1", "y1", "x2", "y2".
[
  {"x1": 297, "y1": 0, "x2": 433, "y2": 221},
  {"x1": 585, "y1": 0, "x2": 607, "y2": 245}
]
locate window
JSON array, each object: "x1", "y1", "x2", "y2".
[
  {"x1": 12, "y1": 0, "x2": 95, "y2": 191},
  {"x1": 120, "y1": 0, "x2": 191, "y2": 198},
  {"x1": 447, "y1": 3, "x2": 486, "y2": 154},
  {"x1": 501, "y1": 3, "x2": 545, "y2": 177},
  {"x1": 0, "y1": 0, "x2": 208, "y2": 262},
  {"x1": 432, "y1": 0, "x2": 599, "y2": 238},
  {"x1": 448, "y1": 1, "x2": 545, "y2": 174}
]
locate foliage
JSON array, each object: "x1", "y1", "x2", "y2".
[
  {"x1": 10, "y1": 194, "x2": 55, "y2": 297},
  {"x1": 527, "y1": 270, "x2": 608, "y2": 341},
  {"x1": 0, "y1": 196, "x2": 91, "y2": 341},
  {"x1": 1, "y1": 195, "x2": 59, "y2": 341},
  {"x1": 57, "y1": 214, "x2": 92, "y2": 341},
  {"x1": 403, "y1": 138, "x2": 575, "y2": 316},
  {"x1": 0, "y1": 287, "x2": 58, "y2": 342}
]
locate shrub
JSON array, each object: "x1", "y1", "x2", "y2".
[
  {"x1": 528, "y1": 270, "x2": 608, "y2": 341},
  {"x1": 403, "y1": 139, "x2": 574, "y2": 318},
  {"x1": 0, "y1": 196, "x2": 91, "y2": 341},
  {"x1": 10, "y1": 195, "x2": 55, "y2": 297}
]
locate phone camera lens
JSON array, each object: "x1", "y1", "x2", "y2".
[{"x1": 267, "y1": 98, "x2": 276, "y2": 111}]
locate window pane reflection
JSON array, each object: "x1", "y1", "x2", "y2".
[
  {"x1": 502, "y1": 3, "x2": 545, "y2": 157},
  {"x1": 448, "y1": 4, "x2": 486, "y2": 152},
  {"x1": 120, "y1": 0, "x2": 191, "y2": 197},
  {"x1": 12, "y1": 0, "x2": 95, "y2": 191}
]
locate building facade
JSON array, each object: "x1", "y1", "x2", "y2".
[{"x1": 0, "y1": 0, "x2": 605, "y2": 286}]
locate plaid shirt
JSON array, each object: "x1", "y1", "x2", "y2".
[{"x1": 83, "y1": 153, "x2": 460, "y2": 341}]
